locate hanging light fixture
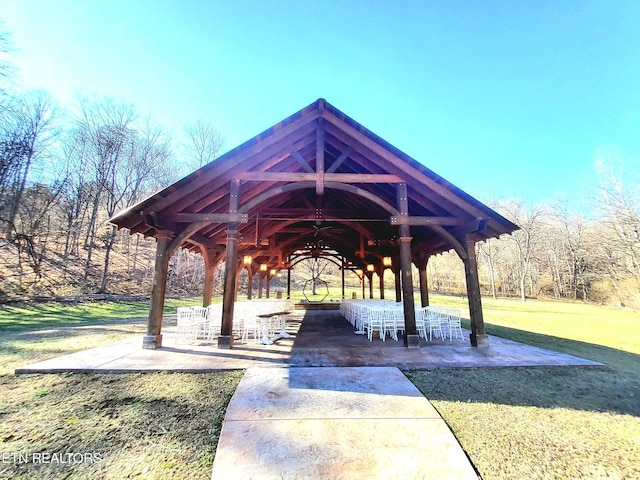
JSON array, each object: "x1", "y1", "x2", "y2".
[
  {"x1": 260, "y1": 264, "x2": 267, "y2": 272},
  {"x1": 383, "y1": 256, "x2": 392, "y2": 267},
  {"x1": 243, "y1": 255, "x2": 252, "y2": 265},
  {"x1": 366, "y1": 264, "x2": 375, "y2": 272},
  {"x1": 270, "y1": 269, "x2": 277, "y2": 276}
]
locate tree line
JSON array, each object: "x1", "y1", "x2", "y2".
[
  {"x1": 428, "y1": 162, "x2": 640, "y2": 309},
  {"x1": 0, "y1": 24, "x2": 223, "y2": 297},
  {"x1": 1, "y1": 25, "x2": 638, "y2": 308}
]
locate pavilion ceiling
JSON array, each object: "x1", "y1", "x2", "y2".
[{"x1": 109, "y1": 99, "x2": 518, "y2": 270}]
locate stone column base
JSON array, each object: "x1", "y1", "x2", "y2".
[
  {"x1": 470, "y1": 333, "x2": 489, "y2": 348},
  {"x1": 217, "y1": 335, "x2": 234, "y2": 349},
  {"x1": 405, "y1": 334, "x2": 421, "y2": 349},
  {"x1": 142, "y1": 335, "x2": 162, "y2": 349}
]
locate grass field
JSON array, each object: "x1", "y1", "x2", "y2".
[
  {"x1": 0, "y1": 299, "x2": 241, "y2": 480},
  {"x1": 407, "y1": 293, "x2": 640, "y2": 479},
  {"x1": 1, "y1": 294, "x2": 639, "y2": 479}
]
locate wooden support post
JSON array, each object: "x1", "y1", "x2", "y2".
[
  {"x1": 361, "y1": 274, "x2": 365, "y2": 299},
  {"x1": 234, "y1": 264, "x2": 241, "y2": 301},
  {"x1": 341, "y1": 264, "x2": 346, "y2": 299},
  {"x1": 379, "y1": 263, "x2": 385, "y2": 300},
  {"x1": 143, "y1": 230, "x2": 173, "y2": 350},
  {"x1": 219, "y1": 180, "x2": 240, "y2": 349},
  {"x1": 316, "y1": 118, "x2": 325, "y2": 195},
  {"x1": 394, "y1": 258, "x2": 402, "y2": 303},
  {"x1": 287, "y1": 268, "x2": 291, "y2": 299},
  {"x1": 463, "y1": 235, "x2": 489, "y2": 347},
  {"x1": 246, "y1": 266, "x2": 253, "y2": 300},
  {"x1": 266, "y1": 272, "x2": 271, "y2": 299},
  {"x1": 258, "y1": 273, "x2": 264, "y2": 298},
  {"x1": 398, "y1": 183, "x2": 419, "y2": 348},
  {"x1": 368, "y1": 272, "x2": 374, "y2": 299},
  {"x1": 418, "y1": 253, "x2": 430, "y2": 308},
  {"x1": 202, "y1": 248, "x2": 219, "y2": 307}
]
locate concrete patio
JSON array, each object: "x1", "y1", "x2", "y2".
[{"x1": 15, "y1": 310, "x2": 602, "y2": 373}]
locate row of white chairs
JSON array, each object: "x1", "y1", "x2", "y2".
[
  {"x1": 175, "y1": 299, "x2": 294, "y2": 345},
  {"x1": 341, "y1": 299, "x2": 406, "y2": 341},
  {"x1": 417, "y1": 307, "x2": 465, "y2": 341},
  {"x1": 340, "y1": 299, "x2": 464, "y2": 342}
]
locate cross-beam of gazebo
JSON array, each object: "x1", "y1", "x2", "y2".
[{"x1": 109, "y1": 99, "x2": 518, "y2": 350}]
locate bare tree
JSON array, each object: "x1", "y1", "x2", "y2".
[
  {"x1": 500, "y1": 200, "x2": 545, "y2": 301},
  {"x1": 182, "y1": 119, "x2": 224, "y2": 171},
  {"x1": 99, "y1": 117, "x2": 173, "y2": 292},
  {"x1": 73, "y1": 96, "x2": 138, "y2": 281},
  {"x1": 58, "y1": 132, "x2": 93, "y2": 261},
  {"x1": 0, "y1": 22, "x2": 16, "y2": 103},
  {"x1": 1, "y1": 91, "x2": 57, "y2": 240},
  {"x1": 592, "y1": 153, "x2": 640, "y2": 303},
  {"x1": 478, "y1": 238, "x2": 499, "y2": 298}
]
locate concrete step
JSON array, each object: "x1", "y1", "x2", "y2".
[{"x1": 295, "y1": 302, "x2": 341, "y2": 310}]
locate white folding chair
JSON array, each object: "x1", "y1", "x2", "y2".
[
  {"x1": 447, "y1": 309, "x2": 464, "y2": 341},
  {"x1": 190, "y1": 306, "x2": 208, "y2": 339},
  {"x1": 426, "y1": 309, "x2": 445, "y2": 341},
  {"x1": 206, "y1": 304, "x2": 222, "y2": 340},
  {"x1": 354, "y1": 303, "x2": 369, "y2": 335},
  {"x1": 176, "y1": 307, "x2": 197, "y2": 344},
  {"x1": 367, "y1": 308, "x2": 384, "y2": 341},
  {"x1": 416, "y1": 307, "x2": 429, "y2": 340},
  {"x1": 240, "y1": 309, "x2": 261, "y2": 344},
  {"x1": 382, "y1": 308, "x2": 398, "y2": 341},
  {"x1": 393, "y1": 308, "x2": 406, "y2": 337}
]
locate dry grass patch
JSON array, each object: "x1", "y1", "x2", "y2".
[
  {"x1": 0, "y1": 306, "x2": 242, "y2": 480},
  {"x1": 0, "y1": 371, "x2": 242, "y2": 480},
  {"x1": 0, "y1": 321, "x2": 146, "y2": 376}
]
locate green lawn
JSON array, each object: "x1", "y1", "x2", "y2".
[
  {"x1": 406, "y1": 293, "x2": 640, "y2": 480},
  {"x1": 0, "y1": 298, "x2": 202, "y2": 332},
  {"x1": 1, "y1": 294, "x2": 639, "y2": 479}
]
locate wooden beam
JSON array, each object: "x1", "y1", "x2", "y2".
[
  {"x1": 291, "y1": 150, "x2": 314, "y2": 173},
  {"x1": 326, "y1": 147, "x2": 353, "y2": 173},
  {"x1": 148, "y1": 115, "x2": 318, "y2": 213},
  {"x1": 236, "y1": 172, "x2": 403, "y2": 183},
  {"x1": 164, "y1": 213, "x2": 249, "y2": 223},
  {"x1": 417, "y1": 252, "x2": 429, "y2": 307},
  {"x1": 466, "y1": 217, "x2": 489, "y2": 234},
  {"x1": 321, "y1": 114, "x2": 490, "y2": 218},
  {"x1": 316, "y1": 118, "x2": 325, "y2": 195},
  {"x1": 258, "y1": 208, "x2": 389, "y2": 224},
  {"x1": 326, "y1": 173, "x2": 403, "y2": 183},
  {"x1": 390, "y1": 216, "x2": 465, "y2": 226}
]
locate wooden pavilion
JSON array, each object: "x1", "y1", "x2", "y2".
[{"x1": 109, "y1": 99, "x2": 518, "y2": 350}]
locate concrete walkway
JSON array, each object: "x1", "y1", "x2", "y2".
[{"x1": 211, "y1": 367, "x2": 478, "y2": 480}]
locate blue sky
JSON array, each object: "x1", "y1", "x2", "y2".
[{"x1": 2, "y1": 0, "x2": 639, "y2": 205}]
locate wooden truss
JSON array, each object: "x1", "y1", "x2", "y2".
[{"x1": 110, "y1": 99, "x2": 518, "y2": 350}]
